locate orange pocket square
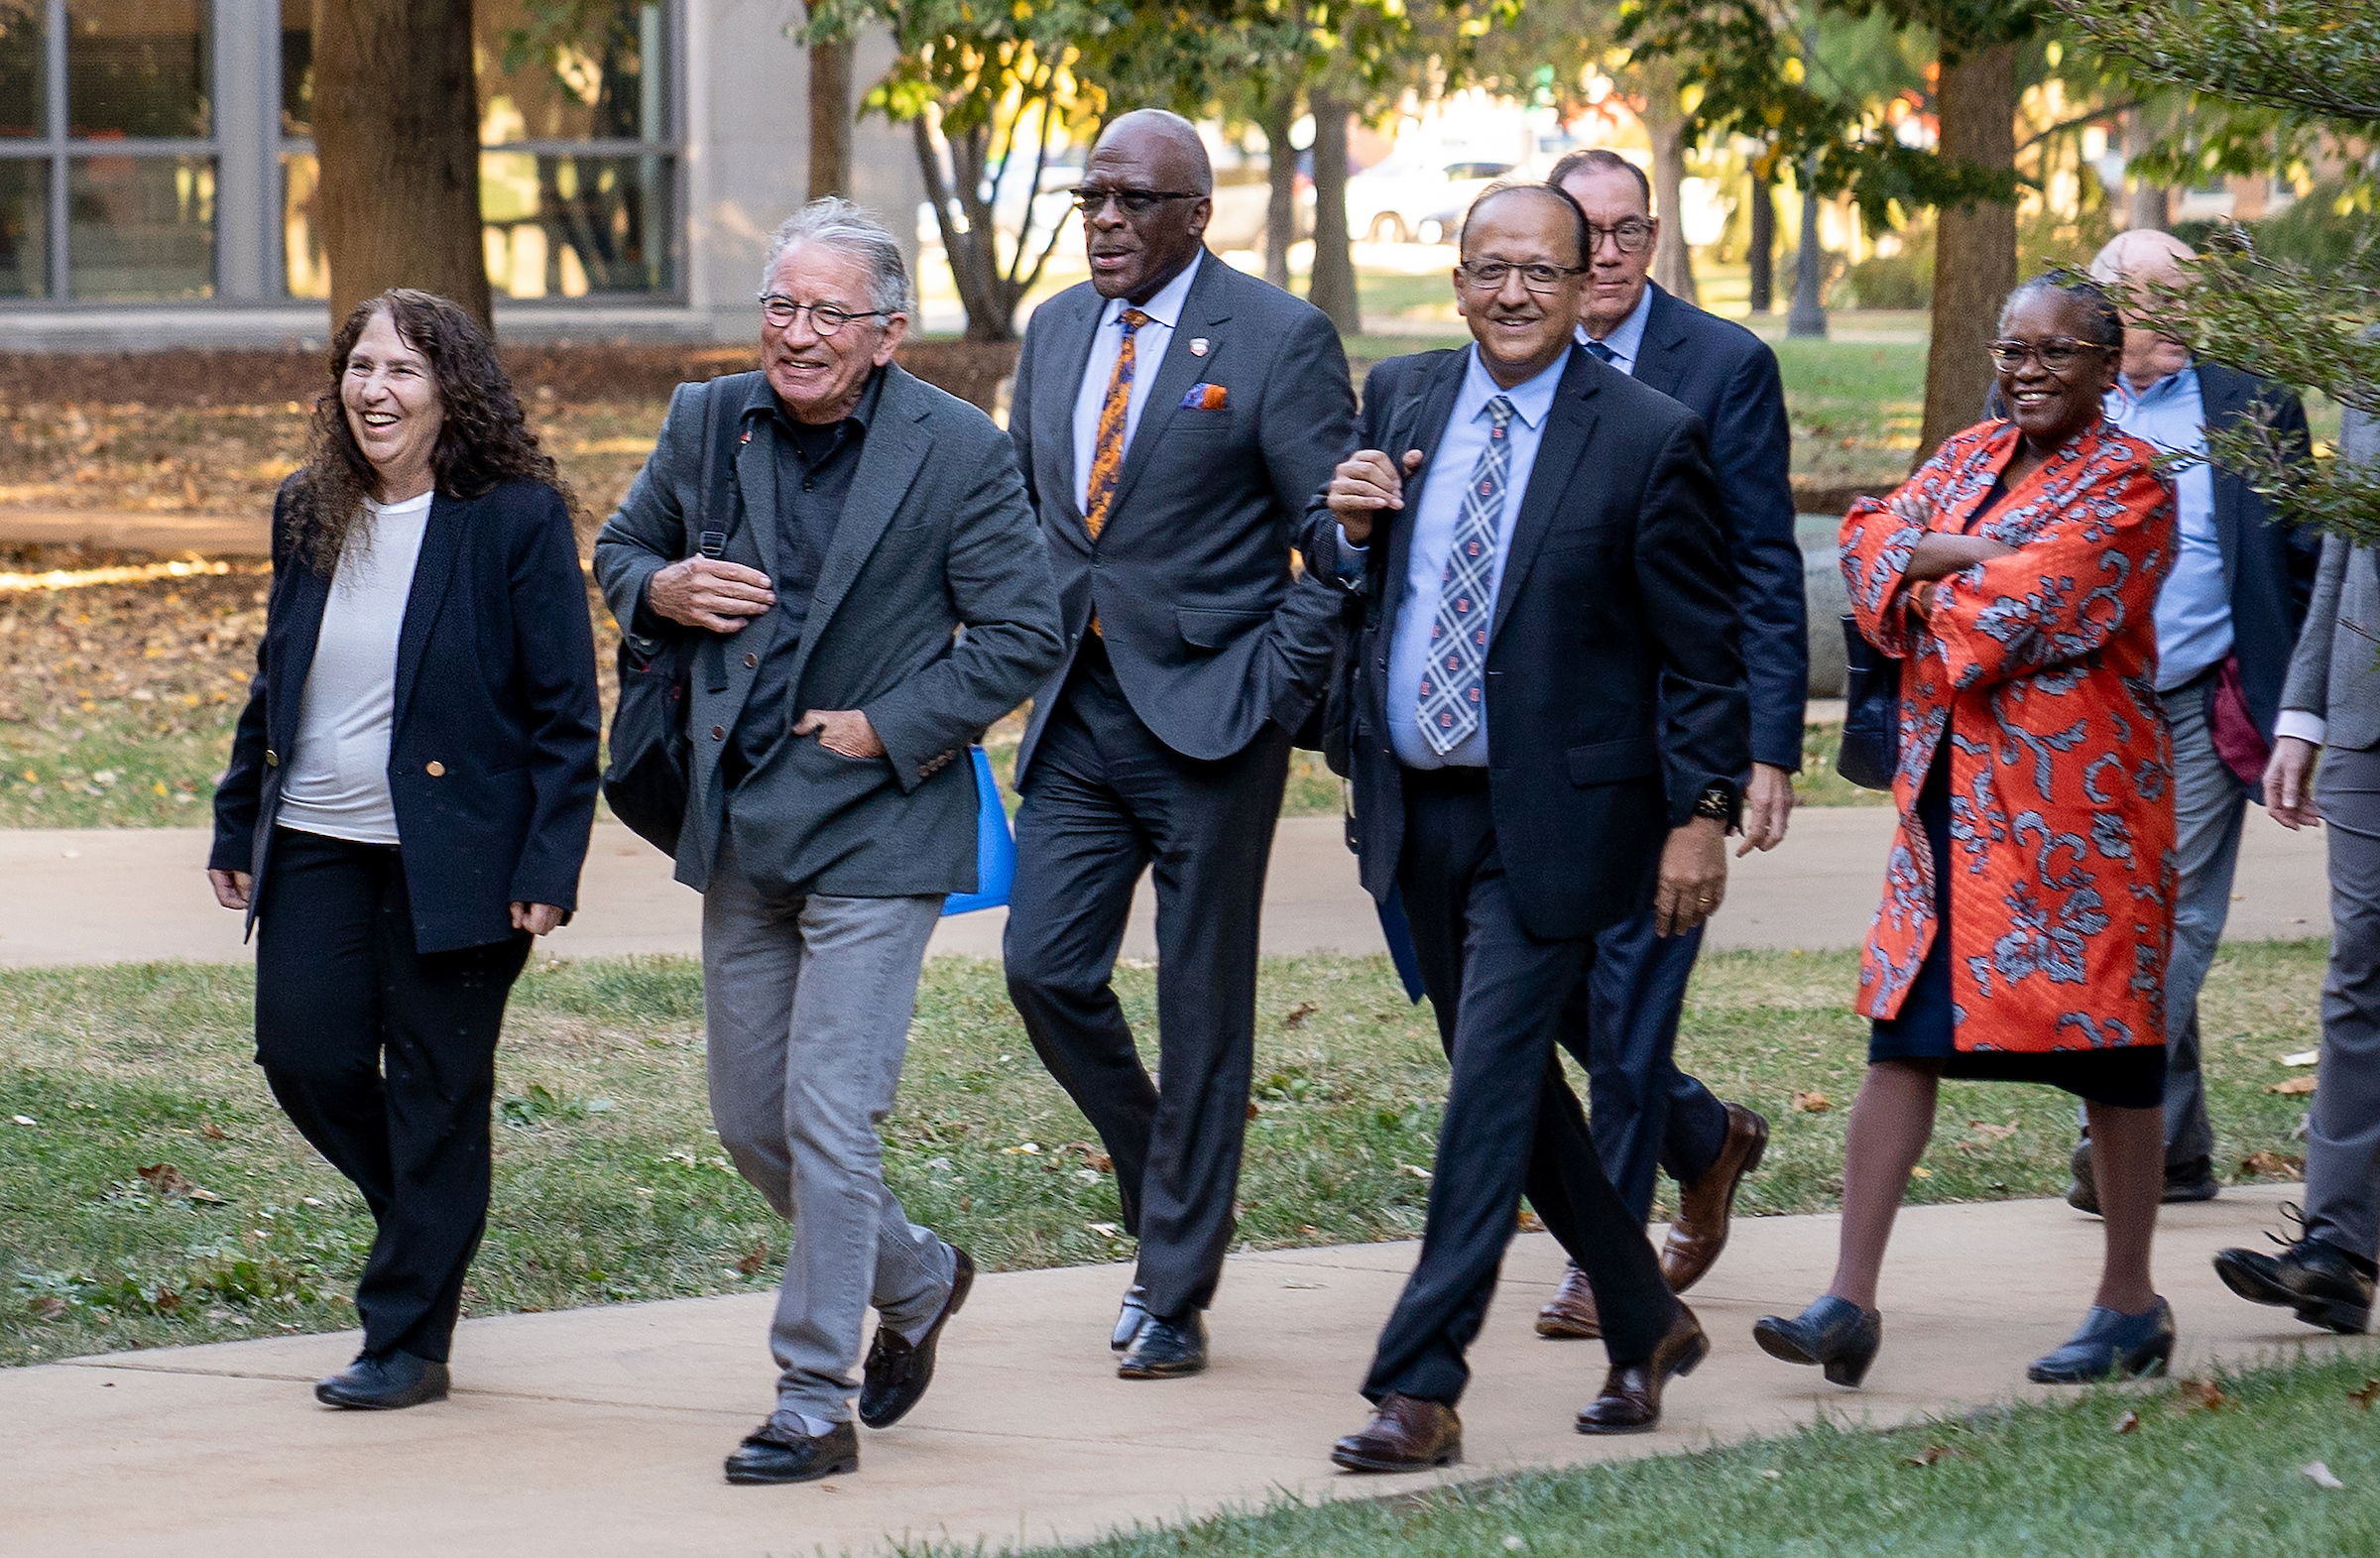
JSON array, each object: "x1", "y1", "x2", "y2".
[{"x1": 1180, "y1": 383, "x2": 1228, "y2": 411}]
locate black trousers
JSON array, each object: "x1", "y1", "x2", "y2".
[
  {"x1": 1004, "y1": 642, "x2": 1292, "y2": 1319},
  {"x1": 253, "y1": 827, "x2": 531, "y2": 1363},
  {"x1": 1364, "y1": 777, "x2": 1676, "y2": 1406}
]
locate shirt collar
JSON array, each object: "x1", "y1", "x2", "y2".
[
  {"x1": 1100, "y1": 248, "x2": 1203, "y2": 333},
  {"x1": 1458, "y1": 342, "x2": 1568, "y2": 431},
  {"x1": 1575, "y1": 281, "x2": 1654, "y2": 365},
  {"x1": 2108, "y1": 361, "x2": 2198, "y2": 413},
  {"x1": 750, "y1": 363, "x2": 886, "y2": 433}
]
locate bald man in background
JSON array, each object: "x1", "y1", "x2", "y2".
[{"x1": 2067, "y1": 228, "x2": 2320, "y2": 1210}]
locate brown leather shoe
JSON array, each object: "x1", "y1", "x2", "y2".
[
  {"x1": 1575, "y1": 1301, "x2": 1708, "y2": 1435},
  {"x1": 1536, "y1": 1262, "x2": 1603, "y2": 1339},
  {"x1": 1659, "y1": 1103, "x2": 1769, "y2": 1292},
  {"x1": 1330, "y1": 1392, "x2": 1463, "y2": 1473}
]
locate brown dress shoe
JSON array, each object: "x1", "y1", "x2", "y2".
[
  {"x1": 1536, "y1": 1262, "x2": 1603, "y2": 1339},
  {"x1": 1575, "y1": 1301, "x2": 1708, "y2": 1435},
  {"x1": 1330, "y1": 1392, "x2": 1463, "y2": 1473},
  {"x1": 1659, "y1": 1103, "x2": 1769, "y2": 1292}
]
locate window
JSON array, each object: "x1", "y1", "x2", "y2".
[{"x1": 280, "y1": 0, "x2": 675, "y2": 302}]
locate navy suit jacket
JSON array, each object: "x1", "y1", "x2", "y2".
[
  {"x1": 1628, "y1": 282, "x2": 1805, "y2": 772},
  {"x1": 2195, "y1": 361, "x2": 2320, "y2": 739},
  {"x1": 212, "y1": 478, "x2": 602, "y2": 954}
]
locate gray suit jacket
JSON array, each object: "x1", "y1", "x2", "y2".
[
  {"x1": 2281, "y1": 406, "x2": 2380, "y2": 752},
  {"x1": 593, "y1": 365, "x2": 1065, "y2": 897},
  {"x1": 1008, "y1": 253, "x2": 1357, "y2": 779}
]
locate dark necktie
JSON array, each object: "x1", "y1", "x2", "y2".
[
  {"x1": 1416, "y1": 395, "x2": 1515, "y2": 755},
  {"x1": 1582, "y1": 335, "x2": 1616, "y2": 364}
]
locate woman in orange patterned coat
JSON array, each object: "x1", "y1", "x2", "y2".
[{"x1": 1755, "y1": 273, "x2": 2182, "y2": 1388}]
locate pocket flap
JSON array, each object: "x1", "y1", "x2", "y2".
[
  {"x1": 1567, "y1": 736, "x2": 1658, "y2": 786},
  {"x1": 1178, "y1": 606, "x2": 1268, "y2": 650}
]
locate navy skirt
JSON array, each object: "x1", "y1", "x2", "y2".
[{"x1": 1868, "y1": 750, "x2": 2166, "y2": 1110}]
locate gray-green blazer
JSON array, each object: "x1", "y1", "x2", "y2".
[{"x1": 593, "y1": 364, "x2": 1064, "y2": 898}]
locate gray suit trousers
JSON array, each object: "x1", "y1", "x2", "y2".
[
  {"x1": 2310, "y1": 743, "x2": 2380, "y2": 1261},
  {"x1": 703, "y1": 838, "x2": 956, "y2": 1428}
]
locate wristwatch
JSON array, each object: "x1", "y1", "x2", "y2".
[{"x1": 1692, "y1": 783, "x2": 1734, "y2": 823}]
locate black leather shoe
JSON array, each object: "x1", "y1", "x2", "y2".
[
  {"x1": 1576, "y1": 1301, "x2": 1707, "y2": 1435},
  {"x1": 2069, "y1": 1140, "x2": 2223, "y2": 1215},
  {"x1": 1112, "y1": 1283, "x2": 1150, "y2": 1353},
  {"x1": 2066, "y1": 1139, "x2": 2101, "y2": 1215},
  {"x1": 859, "y1": 1244, "x2": 974, "y2": 1429},
  {"x1": 723, "y1": 1419, "x2": 860, "y2": 1485},
  {"x1": 1118, "y1": 1310, "x2": 1207, "y2": 1378},
  {"x1": 1753, "y1": 1294, "x2": 1883, "y2": 1388},
  {"x1": 2215, "y1": 1230, "x2": 2375, "y2": 1334},
  {"x1": 314, "y1": 1350, "x2": 450, "y2": 1409},
  {"x1": 2028, "y1": 1297, "x2": 2175, "y2": 1382}
]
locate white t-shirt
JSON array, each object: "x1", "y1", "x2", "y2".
[{"x1": 277, "y1": 491, "x2": 435, "y2": 846}]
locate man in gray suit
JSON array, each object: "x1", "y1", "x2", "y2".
[
  {"x1": 595, "y1": 199, "x2": 1064, "y2": 1482},
  {"x1": 1004, "y1": 109, "x2": 1356, "y2": 1379},
  {"x1": 2214, "y1": 402, "x2": 2380, "y2": 1335}
]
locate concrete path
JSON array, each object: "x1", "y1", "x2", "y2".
[
  {"x1": 0, "y1": 508, "x2": 271, "y2": 556},
  {"x1": 0, "y1": 808, "x2": 2331, "y2": 969},
  {"x1": 3, "y1": 1185, "x2": 2369, "y2": 1557}
]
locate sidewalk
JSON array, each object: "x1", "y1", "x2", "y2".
[
  {"x1": 0, "y1": 808, "x2": 2331, "y2": 968},
  {"x1": 3, "y1": 1185, "x2": 2367, "y2": 1557}
]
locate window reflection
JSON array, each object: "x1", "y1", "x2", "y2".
[
  {"x1": 279, "y1": 0, "x2": 309, "y2": 138},
  {"x1": 479, "y1": 0, "x2": 666, "y2": 144},
  {"x1": 69, "y1": 153, "x2": 213, "y2": 299},
  {"x1": 67, "y1": 0, "x2": 210, "y2": 140},
  {"x1": 0, "y1": 159, "x2": 47, "y2": 296},
  {"x1": 0, "y1": 3, "x2": 42, "y2": 139}
]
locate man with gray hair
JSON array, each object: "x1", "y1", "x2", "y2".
[
  {"x1": 595, "y1": 197, "x2": 1064, "y2": 1483},
  {"x1": 2066, "y1": 227, "x2": 2319, "y2": 1210}
]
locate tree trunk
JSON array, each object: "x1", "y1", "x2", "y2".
[
  {"x1": 912, "y1": 117, "x2": 1017, "y2": 341},
  {"x1": 1260, "y1": 84, "x2": 1299, "y2": 293},
  {"x1": 2121, "y1": 106, "x2": 2168, "y2": 231},
  {"x1": 1306, "y1": 89, "x2": 1361, "y2": 336},
  {"x1": 1747, "y1": 162, "x2": 1775, "y2": 313},
  {"x1": 807, "y1": 36, "x2": 853, "y2": 200},
  {"x1": 1640, "y1": 65, "x2": 1698, "y2": 304},
  {"x1": 1788, "y1": 166, "x2": 1827, "y2": 338},
  {"x1": 312, "y1": 0, "x2": 490, "y2": 332},
  {"x1": 1918, "y1": 41, "x2": 2018, "y2": 463}
]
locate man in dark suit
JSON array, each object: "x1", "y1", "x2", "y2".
[
  {"x1": 1004, "y1": 109, "x2": 1356, "y2": 1380},
  {"x1": 1321, "y1": 182, "x2": 1748, "y2": 1471},
  {"x1": 596, "y1": 199, "x2": 1064, "y2": 1484},
  {"x1": 1523, "y1": 150, "x2": 1805, "y2": 1342},
  {"x1": 2066, "y1": 229, "x2": 2320, "y2": 1211}
]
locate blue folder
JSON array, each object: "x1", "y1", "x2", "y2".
[{"x1": 942, "y1": 745, "x2": 1015, "y2": 916}]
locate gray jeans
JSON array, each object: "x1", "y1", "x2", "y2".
[
  {"x1": 703, "y1": 839, "x2": 956, "y2": 1429},
  {"x1": 2309, "y1": 741, "x2": 2380, "y2": 1260},
  {"x1": 2157, "y1": 677, "x2": 2247, "y2": 1167}
]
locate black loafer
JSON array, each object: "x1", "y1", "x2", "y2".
[
  {"x1": 1112, "y1": 1283, "x2": 1151, "y2": 1353},
  {"x1": 723, "y1": 1419, "x2": 860, "y2": 1485},
  {"x1": 859, "y1": 1244, "x2": 975, "y2": 1429},
  {"x1": 314, "y1": 1350, "x2": 450, "y2": 1410},
  {"x1": 1118, "y1": 1311, "x2": 1208, "y2": 1378}
]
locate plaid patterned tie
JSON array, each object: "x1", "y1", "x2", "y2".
[
  {"x1": 1083, "y1": 307, "x2": 1149, "y2": 540},
  {"x1": 1416, "y1": 395, "x2": 1515, "y2": 756}
]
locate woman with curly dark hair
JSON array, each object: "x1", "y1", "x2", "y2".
[{"x1": 207, "y1": 289, "x2": 601, "y2": 1410}]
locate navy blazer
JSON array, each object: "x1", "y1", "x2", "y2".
[
  {"x1": 1628, "y1": 282, "x2": 1806, "y2": 772},
  {"x1": 2196, "y1": 361, "x2": 2320, "y2": 739},
  {"x1": 1321, "y1": 345, "x2": 1748, "y2": 942},
  {"x1": 211, "y1": 477, "x2": 603, "y2": 954}
]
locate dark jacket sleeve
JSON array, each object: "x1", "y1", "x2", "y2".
[
  {"x1": 504, "y1": 486, "x2": 604, "y2": 910},
  {"x1": 1711, "y1": 341, "x2": 1807, "y2": 771},
  {"x1": 1254, "y1": 305, "x2": 1363, "y2": 731},
  {"x1": 1008, "y1": 327, "x2": 1039, "y2": 513},
  {"x1": 592, "y1": 380, "x2": 705, "y2": 648},
  {"x1": 1298, "y1": 357, "x2": 1398, "y2": 585},
  {"x1": 209, "y1": 483, "x2": 296, "y2": 873},
  {"x1": 2265, "y1": 387, "x2": 2322, "y2": 621},
  {"x1": 1634, "y1": 414, "x2": 1751, "y2": 826}
]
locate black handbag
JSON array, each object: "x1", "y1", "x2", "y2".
[
  {"x1": 601, "y1": 381, "x2": 746, "y2": 854},
  {"x1": 1836, "y1": 613, "x2": 1900, "y2": 790}
]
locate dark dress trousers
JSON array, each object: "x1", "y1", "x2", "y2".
[
  {"x1": 1329, "y1": 344, "x2": 1748, "y2": 1403},
  {"x1": 1563, "y1": 282, "x2": 1805, "y2": 1220},
  {"x1": 210, "y1": 477, "x2": 602, "y2": 1362},
  {"x1": 1003, "y1": 253, "x2": 1356, "y2": 1320}
]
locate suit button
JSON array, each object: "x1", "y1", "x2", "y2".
[
  {"x1": 711, "y1": 726, "x2": 726, "y2": 740},
  {"x1": 264, "y1": 749, "x2": 279, "y2": 767},
  {"x1": 424, "y1": 761, "x2": 446, "y2": 778},
  {"x1": 744, "y1": 652, "x2": 758, "y2": 668}
]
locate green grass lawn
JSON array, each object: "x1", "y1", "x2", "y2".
[
  {"x1": 1, "y1": 945, "x2": 2327, "y2": 1368},
  {"x1": 959, "y1": 1351, "x2": 2380, "y2": 1557}
]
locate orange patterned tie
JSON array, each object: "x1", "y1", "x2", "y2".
[{"x1": 1084, "y1": 307, "x2": 1149, "y2": 540}]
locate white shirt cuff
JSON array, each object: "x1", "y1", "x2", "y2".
[{"x1": 2275, "y1": 709, "x2": 2326, "y2": 745}]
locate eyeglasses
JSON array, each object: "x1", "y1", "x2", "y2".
[
  {"x1": 758, "y1": 294, "x2": 890, "y2": 334},
  {"x1": 1458, "y1": 260, "x2": 1588, "y2": 294},
  {"x1": 1985, "y1": 337, "x2": 2116, "y2": 372},
  {"x1": 1587, "y1": 218, "x2": 1655, "y2": 255},
  {"x1": 1070, "y1": 187, "x2": 1203, "y2": 218}
]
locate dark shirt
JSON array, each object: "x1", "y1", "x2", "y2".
[{"x1": 728, "y1": 368, "x2": 881, "y2": 782}]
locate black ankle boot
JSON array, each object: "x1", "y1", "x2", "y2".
[{"x1": 1752, "y1": 1294, "x2": 1883, "y2": 1387}]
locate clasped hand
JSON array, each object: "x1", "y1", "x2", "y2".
[
  {"x1": 649, "y1": 556, "x2": 776, "y2": 634},
  {"x1": 1327, "y1": 448, "x2": 1427, "y2": 545}
]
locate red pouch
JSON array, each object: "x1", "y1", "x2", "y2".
[{"x1": 2209, "y1": 655, "x2": 2271, "y2": 788}]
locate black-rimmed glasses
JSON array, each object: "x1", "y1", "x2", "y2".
[
  {"x1": 1070, "y1": 187, "x2": 1204, "y2": 218},
  {"x1": 1587, "y1": 218, "x2": 1655, "y2": 255},
  {"x1": 1985, "y1": 337, "x2": 2117, "y2": 373},
  {"x1": 758, "y1": 294, "x2": 891, "y2": 334}
]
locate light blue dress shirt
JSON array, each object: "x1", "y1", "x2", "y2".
[
  {"x1": 1377, "y1": 345, "x2": 1568, "y2": 769},
  {"x1": 2106, "y1": 366, "x2": 2229, "y2": 689},
  {"x1": 1071, "y1": 249, "x2": 1203, "y2": 513},
  {"x1": 1574, "y1": 282, "x2": 1654, "y2": 377}
]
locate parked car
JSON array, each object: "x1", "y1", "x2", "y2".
[
  {"x1": 1203, "y1": 165, "x2": 1312, "y2": 254},
  {"x1": 1342, "y1": 155, "x2": 1516, "y2": 245}
]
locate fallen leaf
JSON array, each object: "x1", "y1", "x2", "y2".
[
  {"x1": 150, "y1": 1288, "x2": 182, "y2": 1313},
  {"x1": 2282, "y1": 1049, "x2": 2320, "y2": 1067},
  {"x1": 2113, "y1": 1410, "x2": 2140, "y2": 1434},
  {"x1": 2348, "y1": 1378, "x2": 2379, "y2": 1411},
  {"x1": 1283, "y1": 1001, "x2": 1320, "y2": 1029},
  {"x1": 1085, "y1": 1222, "x2": 1121, "y2": 1238},
  {"x1": 1515, "y1": 1208, "x2": 1545, "y2": 1233},
  {"x1": 1966, "y1": 1121, "x2": 2018, "y2": 1141},
  {"x1": 2268, "y1": 1076, "x2": 2319, "y2": 1096},
  {"x1": 1399, "y1": 1163, "x2": 1434, "y2": 1180},
  {"x1": 27, "y1": 1295, "x2": 65, "y2": 1320},
  {"x1": 1909, "y1": 1165, "x2": 1932, "y2": 1179},
  {"x1": 2241, "y1": 1150, "x2": 2306, "y2": 1178},
  {"x1": 1248, "y1": 1100, "x2": 1261, "y2": 1120},
  {"x1": 735, "y1": 1245, "x2": 769, "y2": 1276},
  {"x1": 1791, "y1": 1090, "x2": 1832, "y2": 1114},
  {"x1": 2302, "y1": 1461, "x2": 2345, "y2": 1490},
  {"x1": 2171, "y1": 1378, "x2": 2229, "y2": 1415},
  {"x1": 135, "y1": 1162, "x2": 192, "y2": 1196},
  {"x1": 199, "y1": 1121, "x2": 227, "y2": 1140},
  {"x1": 1902, "y1": 1444, "x2": 1964, "y2": 1466}
]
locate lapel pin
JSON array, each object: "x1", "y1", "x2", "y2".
[{"x1": 1189, "y1": 337, "x2": 1209, "y2": 357}]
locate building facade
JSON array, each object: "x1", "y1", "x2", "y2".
[{"x1": 0, "y1": 0, "x2": 923, "y2": 349}]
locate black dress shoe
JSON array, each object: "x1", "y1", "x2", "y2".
[
  {"x1": 723, "y1": 1419, "x2": 860, "y2": 1485},
  {"x1": 2069, "y1": 1140, "x2": 2222, "y2": 1215},
  {"x1": 2215, "y1": 1231, "x2": 2375, "y2": 1334},
  {"x1": 1753, "y1": 1294, "x2": 1883, "y2": 1387},
  {"x1": 314, "y1": 1350, "x2": 450, "y2": 1410},
  {"x1": 1118, "y1": 1310, "x2": 1207, "y2": 1378},
  {"x1": 1576, "y1": 1302, "x2": 1707, "y2": 1435},
  {"x1": 1331, "y1": 1392, "x2": 1462, "y2": 1473},
  {"x1": 859, "y1": 1244, "x2": 975, "y2": 1429},
  {"x1": 1112, "y1": 1283, "x2": 1151, "y2": 1353}
]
